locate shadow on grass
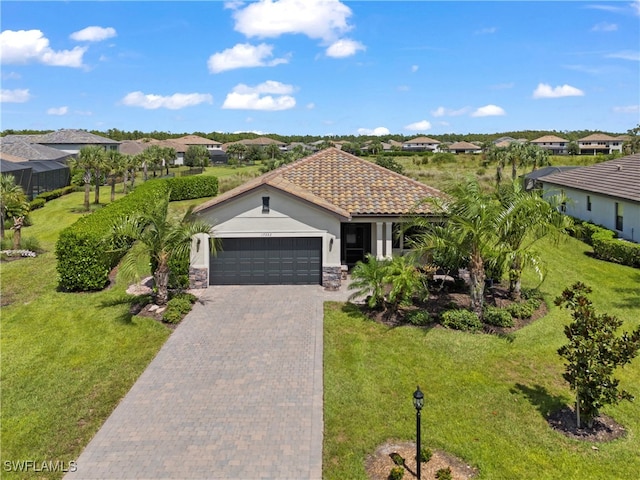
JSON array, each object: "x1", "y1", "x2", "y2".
[
  {"x1": 613, "y1": 273, "x2": 640, "y2": 309},
  {"x1": 511, "y1": 383, "x2": 569, "y2": 418},
  {"x1": 99, "y1": 293, "x2": 152, "y2": 324},
  {"x1": 339, "y1": 302, "x2": 436, "y2": 334}
]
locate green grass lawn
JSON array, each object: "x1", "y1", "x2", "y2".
[
  {"x1": 323, "y1": 235, "x2": 640, "y2": 480},
  {"x1": 0, "y1": 190, "x2": 170, "y2": 480}
]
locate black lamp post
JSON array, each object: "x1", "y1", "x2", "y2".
[{"x1": 413, "y1": 386, "x2": 424, "y2": 480}]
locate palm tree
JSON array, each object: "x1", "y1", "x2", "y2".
[
  {"x1": 348, "y1": 254, "x2": 390, "y2": 309},
  {"x1": 264, "y1": 143, "x2": 281, "y2": 161},
  {"x1": 0, "y1": 174, "x2": 28, "y2": 242},
  {"x1": 495, "y1": 181, "x2": 572, "y2": 298},
  {"x1": 71, "y1": 146, "x2": 105, "y2": 211},
  {"x1": 225, "y1": 143, "x2": 246, "y2": 164},
  {"x1": 105, "y1": 150, "x2": 125, "y2": 202},
  {"x1": 408, "y1": 178, "x2": 501, "y2": 317},
  {"x1": 107, "y1": 196, "x2": 218, "y2": 306}
]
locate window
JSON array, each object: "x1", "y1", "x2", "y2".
[
  {"x1": 262, "y1": 196, "x2": 270, "y2": 214},
  {"x1": 587, "y1": 195, "x2": 591, "y2": 212},
  {"x1": 615, "y1": 203, "x2": 623, "y2": 231}
]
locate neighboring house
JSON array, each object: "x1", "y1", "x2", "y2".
[
  {"x1": 530, "y1": 135, "x2": 569, "y2": 155},
  {"x1": 448, "y1": 141, "x2": 481, "y2": 154},
  {"x1": 189, "y1": 148, "x2": 446, "y2": 289},
  {"x1": 172, "y1": 135, "x2": 223, "y2": 152},
  {"x1": 223, "y1": 136, "x2": 287, "y2": 151},
  {"x1": 119, "y1": 138, "x2": 183, "y2": 165},
  {"x1": 578, "y1": 133, "x2": 624, "y2": 156},
  {"x1": 402, "y1": 136, "x2": 441, "y2": 152},
  {"x1": 0, "y1": 138, "x2": 72, "y2": 198},
  {"x1": 14, "y1": 129, "x2": 120, "y2": 156},
  {"x1": 539, "y1": 154, "x2": 640, "y2": 242},
  {"x1": 522, "y1": 166, "x2": 578, "y2": 191}
]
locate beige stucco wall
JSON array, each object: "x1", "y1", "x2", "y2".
[{"x1": 192, "y1": 186, "x2": 344, "y2": 266}]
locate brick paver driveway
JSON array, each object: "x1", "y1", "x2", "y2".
[{"x1": 67, "y1": 285, "x2": 350, "y2": 480}]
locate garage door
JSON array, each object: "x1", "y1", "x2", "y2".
[{"x1": 209, "y1": 237, "x2": 322, "y2": 285}]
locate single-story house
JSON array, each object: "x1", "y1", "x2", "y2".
[
  {"x1": 189, "y1": 148, "x2": 446, "y2": 289},
  {"x1": 539, "y1": 153, "x2": 640, "y2": 242},
  {"x1": 5, "y1": 129, "x2": 120, "y2": 156},
  {"x1": 448, "y1": 141, "x2": 481, "y2": 154}
]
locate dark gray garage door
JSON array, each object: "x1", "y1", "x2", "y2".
[{"x1": 210, "y1": 237, "x2": 322, "y2": 285}]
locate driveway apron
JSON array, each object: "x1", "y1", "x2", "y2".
[{"x1": 66, "y1": 285, "x2": 348, "y2": 480}]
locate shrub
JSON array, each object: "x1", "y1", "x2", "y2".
[
  {"x1": 166, "y1": 176, "x2": 218, "y2": 201},
  {"x1": 162, "y1": 293, "x2": 197, "y2": 324},
  {"x1": 36, "y1": 185, "x2": 76, "y2": 202},
  {"x1": 390, "y1": 452, "x2": 404, "y2": 466},
  {"x1": 507, "y1": 301, "x2": 535, "y2": 319},
  {"x1": 440, "y1": 309, "x2": 482, "y2": 332},
  {"x1": 21, "y1": 237, "x2": 42, "y2": 253},
  {"x1": 436, "y1": 467, "x2": 452, "y2": 480},
  {"x1": 521, "y1": 287, "x2": 543, "y2": 302},
  {"x1": 376, "y1": 157, "x2": 404, "y2": 174},
  {"x1": 29, "y1": 198, "x2": 46, "y2": 210},
  {"x1": 592, "y1": 237, "x2": 640, "y2": 268},
  {"x1": 419, "y1": 446, "x2": 432, "y2": 463},
  {"x1": 406, "y1": 309, "x2": 431, "y2": 326},
  {"x1": 388, "y1": 466, "x2": 404, "y2": 480},
  {"x1": 56, "y1": 180, "x2": 170, "y2": 291},
  {"x1": 483, "y1": 306, "x2": 514, "y2": 327}
]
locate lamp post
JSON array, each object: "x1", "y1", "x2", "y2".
[{"x1": 413, "y1": 386, "x2": 424, "y2": 480}]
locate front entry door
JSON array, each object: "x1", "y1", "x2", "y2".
[{"x1": 341, "y1": 223, "x2": 371, "y2": 267}]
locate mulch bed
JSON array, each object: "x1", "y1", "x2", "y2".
[
  {"x1": 547, "y1": 407, "x2": 626, "y2": 442},
  {"x1": 365, "y1": 441, "x2": 478, "y2": 480}
]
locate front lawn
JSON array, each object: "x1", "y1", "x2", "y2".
[
  {"x1": 324, "y1": 235, "x2": 640, "y2": 479},
  {"x1": 0, "y1": 190, "x2": 170, "y2": 480}
]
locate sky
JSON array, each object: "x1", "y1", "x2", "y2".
[{"x1": 1, "y1": 1, "x2": 639, "y2": 137}]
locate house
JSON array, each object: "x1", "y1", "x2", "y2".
[
  {"x1": 578, "y1": 133, "x2": 624, "y2": 156},
  {"x1": 448, "y1": 141, "x2": 481, "y2": 154},
  {"x1": 530, "y1": 135, "x2": 569, "y2": 155},
  {"x1": 402, "y1": 136, "x2": 441, "y2": 152},
  {"x1": 189, "y1": 148, "x2": 446, "y2": 289},
  {"x1": 223, "y1": 136, "x2": 287, "y2": 151},
  {"x1": 0, "y1": 137, "x2": 72, "y2": 198},
  {"x1": 539, "y1": 154, "x2": 640, "y2": 242},
  {"x1": 172, "y1": 135, "x2": 223, "y2": 152},
  {"x1": 522, "y1": 166, "x2": 578, "y2": 191},
  {"x1": 10, "y1": 129, "x2": 120, "y2": 156}
]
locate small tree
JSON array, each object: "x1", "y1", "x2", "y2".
[
  {"x1": 555, "y1": 282, "x2": 640, "y2": 428},
  {"x1": 184, "y1": 145, "x2": 209, "y2": 168}
]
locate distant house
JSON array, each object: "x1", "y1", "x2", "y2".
[
  {"x1": 172, "y1": 135, "x2": 223, "y2": 152},
  {"x1": 578, "y1": 133, "x2": 624, "y2": 156},
  {"x1": 11, "y1": 129, "x2": 121, "y2": 156},
  {"x1": 0, "y1": 138, "x2": 71, "y2": 199},
  {"x1": 448, "y1": 141, "x2": 481, "y2": 154},
  {"x1": 539, "y1": 154, "x2": 640, "y2": 242},
  {"x1": 402, "y1": 136, "x2": 441, "y2": 152},
  {"x1": 223, "y1": 137, "x2": 287, "y2": 152},
  {"x1": 530, "y1": 135, "x2": 569, "y2": 155},
  {"x1": 189, "y1": 148, "x2": 446, "y2": 289}
]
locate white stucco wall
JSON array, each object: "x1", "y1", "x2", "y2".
[
  {"x1": 543, "y1": 184, "x2": 640, "y2": 242},
  {"x1": 193, "y1": 186, "x2": 344, "y2": 267}
]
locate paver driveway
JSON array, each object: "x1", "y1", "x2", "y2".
[{"x1": 67, "y1": 285, "x2": 350, "y2": 480}]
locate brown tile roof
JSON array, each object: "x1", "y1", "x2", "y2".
[
  {"x1": 404, "y1": 136, "x2": 440, "y2": 144},
  {"x1": 531, "y1": 135, "x2": 568, "y2": 143},
  {"x1": 540, "y1": 153, "x2": 640, "y2": 202},
  {"x1": 578, "y1": 133, "x2": 617, "y2": 142},
  {"x1": 173, "y1": 135, "x2": 221, "y2": 145},
  {"x1": 193, "y1": 147, "x2": 445, "y2": 217},
  {"x1": 448, "y1": 141, "x2": 480, "y2": 150}
]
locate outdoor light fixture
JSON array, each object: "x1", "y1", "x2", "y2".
[{"x1": 413, "y1": 386, "x2": 424, "y2": 480}]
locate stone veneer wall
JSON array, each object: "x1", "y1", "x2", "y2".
[
  {"x1": 322, "y1": 266, "x2": 342, "y2": 290},
  {"x1": 189, "y1": 267, "x2": 208, "y2": 289}
]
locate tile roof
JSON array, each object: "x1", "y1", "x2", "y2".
[
  {"x1": 173, "y1": 135, "x2": 222, "y2": 145},
  {"x1": 540, "y1": 153, "x2": 640, "y2": 202},
  {"x1": 0, "y1": 138, "x2": 72, "y2": 161},
  {"x1": 448, "y1": 141, "x2": 480, "y2": 150},
  {"x1": 531, "y1": 135, "x2": 568, "y2": 143},
  {"x1": 36, "y1": 129, "x2": 119, "y2": 144},
  {"x1": 194, "y1": 147, "x2": 446, "y2": 217},
  {"x1": 404, "y1": 136, "x2": 440, "y2": 144},
  {"x1": 578, "y1": 133, "x2": 617, "y2": 142}
]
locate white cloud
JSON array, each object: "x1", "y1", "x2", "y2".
[
  {"x1": 633, "y1": 0, "x2": 640, "y2": 16},
  {"x1": 47, "y1": 106, "x2": 69, "y2": 115},
  {"x1": 431, "y1": 106, "x2": 470, "y2": 117},
  {"x1": 207, "y1": 43, "x2": 288, "y2": 73},
  {"x1": 224, "y1": 0, "x2": 244, "y2": 10},
  {"x1": 70, "y1": 26, "x2": 117, "y2": 42},
  {"x1": 222, "y1": 81, "x2": 296, "y2": 110},
  {"x1": 232, "y1": 0, "x2": 353, "y2": 42},
  {"x1": 606, "y1": 50, "x2": 640, "y2": 61},
  {"x1": 471, "y1": 105, "x2": 506, "y2": 117},
  {"x1": 404, "y1": 120, "x2": 432, "y2": 131},
  {"x1": 357, "y1": 127, "x2": 390, "y2": 136},
  {"x1": 121, "y1": 91, "x2": 213, "y2": 110},
  {"x1": 533, "y1": 83, "x2": 585, "y2": 98},
  {"x1": 0, "y1": 29, "x2": 87, "y2": 67},
  {"x1": 475, "y1": 27, "x2": 497, "y2": 35},
  {"x1": 0, "y1": 88, "x2": 30, "y2": 103},
  {"x1": 306, "y1": 102, "x2": 315, "y2": 109},
  {"x1": 591, "y1": 22, "x2": 618, "y2": 32},
  {"x1": 325, "y1": 38, "x2": 365, "y2": 58},
  {"x1": 411, "y1": 65, "x2": 419, "y2": 73},
  {"x1": 612, "y1": 105, "x2": 639, "y2": 113}
]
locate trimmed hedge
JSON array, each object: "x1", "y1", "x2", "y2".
[
  {"x1": 592, "y1": 237, "x2": 640, "y2": 268},
  {"x1": 29, "y1": 198, "x2": 46, "y2": 210},
  {"x1": 56, "y1": 180, "x2": 170, "y2": 291},
  {"x1": 166, "y1": 176, "x2": 218, "y2": 201},
  {"x1": 36, "y1": 185, "x2": 76, "y2": 202}
]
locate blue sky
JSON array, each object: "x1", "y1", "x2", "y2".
[{"x1": 1, "y1": 1, "x2": 639, "y2": 136}]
